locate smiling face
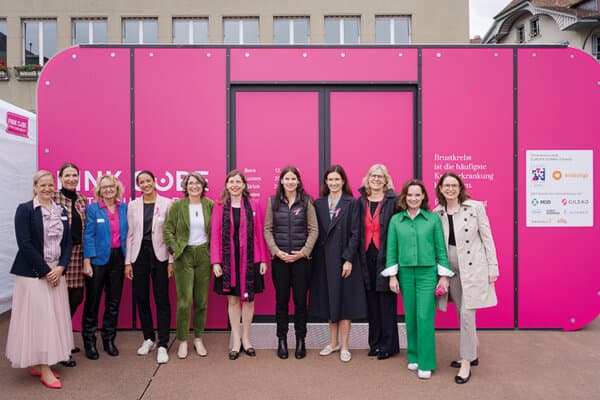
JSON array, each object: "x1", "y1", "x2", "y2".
[
  {"x1": 226, "y1": 174, "x2": 246, "y2": 198},
  {"x1": 440, "y1": 175, "x2": 460, "y2": 202},
  {"x1": 34, "y1": 174, "x2": 55, "y2": 202},
  {"x1": 281, "y1": 171, "x2": 299, "y2": 195},
  {"x1": 186, "y1": 176, "x2": 204, "y2": 198},
  {"x1": 368, "y1": 168, "x2": 386, "y2": 192},
  {"x1": 406, "y1": 184, "x2": 424, "y2": 211},
  {"x1": 137, "y1": 173, "x2": 156, "y2": 197},
  {"x1": 325, "y1": 171, "x2": 344, "y2": 195},
  {"x1": 60, "y1": 167, "x2": 79, "y2": 191},
  {"x1": 99, "y1": 177, "x2": 117, "y2": 202}
]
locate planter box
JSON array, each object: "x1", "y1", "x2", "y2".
[
  {"x1": 0, "y1": 70, "x2": 8, "y2": 81},
  {"x1": 15, "y1": 70, "x2": 39, "y2": 81}
]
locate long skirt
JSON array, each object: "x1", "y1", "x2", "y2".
[{"x1": 5, "y1": 275, "x2": 74, "y2": 368}]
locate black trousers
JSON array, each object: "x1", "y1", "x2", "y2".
[
  {"x1": 271, "y1": 257, "x2": 311, "y2": 339},
  {"x1": 133, "y1": 240, "x2": 171, "y2": 348},
  {"x1": 82, "y1": 248, "x2": 125, "y2": 342},
  {"x1": 365, "y1": 246, "x2": 400, "y2": 354}
]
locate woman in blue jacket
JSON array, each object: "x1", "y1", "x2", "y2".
[{"x1": 82, "y1": 174, "x2": 128, "y2": 360}]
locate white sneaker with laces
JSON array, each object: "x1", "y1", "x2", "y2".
[
  {"x1": 417, "y1": 369, "x2": 432, "y2": 379},
  {"x1": 319, "y1": 344, "x2": 341, "y2": 356},
  {"x1": 156, "y1": 347, "x2": 169, "y2": 364},
  {"x1": 137, "y1": 339, "x2": 156, "y2": 356}
]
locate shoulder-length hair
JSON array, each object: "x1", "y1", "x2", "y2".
[
  {"x1": 220, "y1": 169, "x2": 250, "y2": 203},
  {"x1": 320, "y1": 165, "x2": 352, "y2": 197},
  {"x1": 397, "y1": 179, "x2": 430, "y2": 211},
  {"x1": 435, "y1": 172, "x2": 471, "y2": 208},
  {"x1": 181, "y1": 172, "x2": 208, "y2": 198},
  {"x1": 272, "y1": 165, "x2": 311, "y2": 210},
  {"x1": 32, "y1": 170, "x2": 54, "y2": 197},
  {"x1": 93, "y1": 174, "x2": 125, "y2": 202},
  {"x1": 361, "y1": 163, "x2": 395, "y2": 195}
]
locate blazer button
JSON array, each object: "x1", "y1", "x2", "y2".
[
  {"x1": 466, "y1": 240, "x2": 470, "y2": 243},
  {"x1": 464, "y1": 218, "x2": 468, "y2": 222},
  {"x1": 467, "y1": 250, "x2": 470, "y2": 254},
  {"x1": 465, "y1": 228, "x2": 468, "y2": 232},
  {"x1": 468, "y1": 262, "x2": 472, "y2": 266},
  {"x1": 464, "y1": 208, "x2": 467, "y2": 211}
]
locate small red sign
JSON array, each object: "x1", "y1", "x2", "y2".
[{"x1": 6, "y1": 112, "x2": 29, "y2": 137}]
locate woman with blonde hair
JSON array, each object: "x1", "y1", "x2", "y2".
[
  {"x1": 6, "y1": 170, "x2": 73, "y2": 389},
  {"x1": 355, "y1": 164, "x2": 400, "y2": 360},
  {"x1": 211, "y1": 169, "x2": 268, "y2": 360},
  {"x1": 82, "y1": 174, "x2": 128, "y2": 360}
]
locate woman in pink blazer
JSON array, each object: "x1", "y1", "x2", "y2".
[
  {"x1": 211, "y1": 170, "x2": 268, "y2": 360},
  {"x1": 125, "y1": 171, "x2": 173, "y2": 364}
]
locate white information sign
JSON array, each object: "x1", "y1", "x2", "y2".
[{"x1": 526, "y1": 150, "x2": 593, "y2": 227}]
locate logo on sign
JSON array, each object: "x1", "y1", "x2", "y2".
[
  {"x1": 531, "y1": 168, "x2": 546, "y2": 182},
  {"x1": 552, "y1": 170, "x2": 562, "y2": 180},
  {"x1": 6, "y1": 112, "x2": 29, "y2": 137}
]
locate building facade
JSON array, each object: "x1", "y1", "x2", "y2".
[
  {"x1": 483, "y1": 0, "x2": 600, "y2": 58},
  {"x1": 0, "y1": 0, "x2": 469, "y2": 111}
]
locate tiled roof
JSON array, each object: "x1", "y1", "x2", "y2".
[{"x1": 497, "y1": 0, "x2": 596, "y2": 17}]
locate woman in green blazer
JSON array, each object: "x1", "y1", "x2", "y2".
[
  {"x1": 383, "y1": 179, "x2": 454, "y2": 380},
  {"x1": 164, "y1": 172, "x2": 214, "y2": 359}
]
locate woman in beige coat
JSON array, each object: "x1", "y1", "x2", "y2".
[{"x1": 433, "y1": 172, "x2": 498, "y2": 385}]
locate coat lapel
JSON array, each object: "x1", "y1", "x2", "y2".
[{"x1": 327, "y1": 195, "x2": 350, "y2": 235}]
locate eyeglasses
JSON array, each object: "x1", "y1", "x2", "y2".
[
  {"x1": 100, "y1": 184, "x2": 116, "y2": 190},
  {"x1": 370, "y1": 174, "x2": 385, "y2": 180},
  {"x1": 187, "y1": 182, "x2": 203, "y2": 187},
  {"x1": 442, "y1": 184, "x2": 459, "y2": 188}
]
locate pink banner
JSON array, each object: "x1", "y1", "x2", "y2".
[{"x1": 5, "y1": 112, "x2": 29, "y2": 137}]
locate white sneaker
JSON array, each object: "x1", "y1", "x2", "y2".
[
  {"x1": 193, "y1": 338, "x2": 207, "y2": 357},
  {"x1": 178, "y1": 341, "x2": 188, "y2": 359},
  {"x1": 137, "y1": 339, "x2": 156, "y2": 356},
  {"x1": 417, "y1": 369, "x2": 432, "y2": 379},
  {"x1": 156, "y1": 347, "x2": 169, "y2": 364},
  {"x1": 407, "y1": 363, "x2": 419, "y2": 371}
]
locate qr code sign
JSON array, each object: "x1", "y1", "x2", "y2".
[{"x1": 531, "y1": 168, "x2": 546, "y2": 181}]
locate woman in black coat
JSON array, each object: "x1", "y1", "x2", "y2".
[
  {"x1": 309, "y1": 165, "x2": 366, "y2": 363},
  {"x1": 356, "y1": 164, "x2": 400, "y2": 360}
]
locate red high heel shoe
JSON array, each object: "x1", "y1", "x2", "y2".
[
  {"x1": 40, "y1": 375, "x2": 62, "y2": 389},
  {"x1": 29, "y1": 368, "x2": 60, "y2": 379}
]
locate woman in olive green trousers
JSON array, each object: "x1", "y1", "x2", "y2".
[{"x1": 164, "y1": 172, "x2": 214, "y2": 359}]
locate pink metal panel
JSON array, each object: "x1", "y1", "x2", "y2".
[
  {"x1": 422, "y1": 48, "x2": 515, "y2": 328},
  {"x1": 230, "y1": 48, "x2": 418, "y2": 82},
  {"x1": 134, "y1": 48, "x2": 228, "y2": 329},
  {"x1": 518, "y1": 48, "x2": 600, "y2": 330},
  {"x1": 38, "y1": 47, "x2": 133, "y2": 329},
  {"x1": 235, "y1": 91, "x2": 320, "y2": 315}
]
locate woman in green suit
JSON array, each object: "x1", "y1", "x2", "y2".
[
  {"x1": 383, "y1": 179, "x2": 453, "y2": 379},
  {"x1": 164, "y1": 172, "x2": 214, "y2": 359}
]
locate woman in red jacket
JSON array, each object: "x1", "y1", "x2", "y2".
[{"x1": 211, "y1": 170, "x2": 267, "y2": 360}]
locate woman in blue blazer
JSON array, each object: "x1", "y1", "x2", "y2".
[{"x1": 82, "y1": 174, "x2": 128, "y2": 360}]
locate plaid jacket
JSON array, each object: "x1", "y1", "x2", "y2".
[{"x1": 53, "y1": 190, "x2": 87, "y2": 233}]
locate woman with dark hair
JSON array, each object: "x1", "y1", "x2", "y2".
[
  {"x1": 383, "y1": 179, "x2": 453, "y2": 379},
  {"x1": 164, "y1": 172, "x2": 213, "y2": 359},
  {"x1": 211, "y1": 170, "x2": 268, "y2": 360},
  {"x1": 53, "y1": 162, "x2": 87, "y2": 366},
  {"x1": 125, "y1": 170, "x2": 173, "y2": 364},
  {"x1": 82, "y1": 174, "x2": 128, "y2": 360},
  {"x1": 433, "y1": 172, "x2": 498, "y2": 384},
  {"x1": 6, "y1": 171, "x2": 73, "y2": 389},
  {"x1": 355, "y1": 164, "x2": 400, "y2": 360},
  {"x1": 309, "y1": 165, "x2": 365, "y2": 363},
  {"x1": 263, "y1": 166, "x2": 318, "y2": 360}
]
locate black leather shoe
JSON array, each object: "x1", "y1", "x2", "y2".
[
  {"x1": 377, "y1": 352, "x2": 391, "y2": 360},
  {"x1": 295, "y1": 338, "x2": 306, "y2": 359},
  {"x1": 60, "y1": 356, "x2": 77, "y2": 367},
  {"x1": 103, "y1": 340, "x2": 119, "y2": 356},
  {"x1": 84, "y1": 340, "x2": 99, "y2": 360},
  {"x1": 242, "y1": 346, "x2": 256, "y2": 357},
  {"x1": 71, "y1": 346, "x2": 81, "y2": 354},
  {"x1": 228, "y1": 349, "x2": 240, "y2": 360},
  {"x1": 455, "y1": 371, "x2": 471, "y2": 384},
  {"x1": 450, "y1": 358, "x2": 479, "y2": 368},
  {"x1": 368, "y1": 348, "x2": 379, "y2": 357},
  {"x1": 277, "y1": 339, "x2": 288, "y2": 359}
]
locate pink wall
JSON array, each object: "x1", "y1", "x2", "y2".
[
  {"x1": 37, "y1": 46, "x2": 600, "y2": 331},
  {"x1": 422, "y1": 48, "x2": 515, "y2": 328},
  {"x1": 518, "y1": 48, "x2": 600, "y2": 330}
]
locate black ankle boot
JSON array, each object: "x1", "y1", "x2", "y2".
[
  {"x1": 83, "y1": 338, "x2": 99, "y2": 360},
  {"x1": 277, "y1": 338, "x2": 288, "y2": 359},
  {"x1": 103, "y1": 339, "x2": 119, "y2": 356},
  {"x1": 295, "y1": 338, "x2": 306, "y2": 359}
]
